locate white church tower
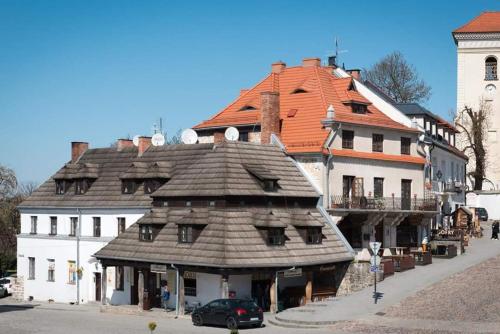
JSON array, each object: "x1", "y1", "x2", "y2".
[{"x1": 453, "y1": 12, "x2": 500, "y2": 190}]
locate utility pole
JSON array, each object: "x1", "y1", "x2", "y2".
[{"x1": 77, "y1": 208, "x2": 81, "y2": 304}]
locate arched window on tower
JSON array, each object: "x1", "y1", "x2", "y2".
[{"x1": 485, "y1": 56, "x2": 498, "y2": 81}]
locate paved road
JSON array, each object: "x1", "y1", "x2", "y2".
[{"x1": 277, "y1": 222, "x2": 500, "y2": 327}]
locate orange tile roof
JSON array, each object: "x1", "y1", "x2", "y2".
[
  {"x1": 195, "y1": 64, "x2": 417, "y2": 157},
  {"x1": 454, "y1": 12, "x2": 500, "y2": 33},
  {"x1": 330, "y1": 149, "x2": 426, "y2": 165}
]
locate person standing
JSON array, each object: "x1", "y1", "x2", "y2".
[
  {"x1": 492, "y1": 221, "x2": 499, "y2": 240},
  {"x1": 161, "y1": 281, "x2": 170, "y2": 311}
]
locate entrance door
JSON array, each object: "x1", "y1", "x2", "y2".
[
  {"x1": 131, "y1": 269, "x2": 138, "y2": 305},
  {"x1": 401, "y1": 179, "x2": 412, "y2": 210},
  {"x1": 95, "y1": 273, "x2": 102, "y2": 302}
]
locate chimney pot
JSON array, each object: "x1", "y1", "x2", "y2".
[
  {"x1": 71, "y1": 142, "x2": 89, "y2": 163},
  {"x1": 302, "y1": 58, "x2": 321, "y2": 67},
  {"x1": 117, "y1": 139, "x2": 134, "y2": 151},
  {"x1": 138, "y1": 136, "x2": 152, "y2": 156},
  {"x1": 260, "y1": 91, "x2": 280, "y2": 144},
  {"x1": 328, "y1": 56, "x2": 337, "y2": 67},
  {"x1": 271, "y1": 61, "x2": 286, "y2": 74}
]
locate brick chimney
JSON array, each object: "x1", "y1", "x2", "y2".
[
  {"x1": 260, "y1": 91, "x2": 280, "y2": 144},
  {"x1": 138, "y1": 136, "x2": 151, "y2": 156},
  {"x1": 271, "y1": 61, "x2": 286, "y2": 74},
  {"x1": 117, "y1": 139, "x2": 134, "y2": 151},
  {"x1": 214, "y1": 131, "x2": 225, "y2": 144},
  {"x1": 71, "y1": 142, "x2": 89, "y2": 163},
  {"x1": 302, "y1": 58, "x2": 321, "y2": 67},
  {"x1": 347, "y1": 69, "x2": 361, "y2": 80}
]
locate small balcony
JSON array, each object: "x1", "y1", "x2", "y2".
[
  {"x1": 329, "y1": 195, "x2": 438, "y2": 213},
  {"x1": 431, "y1": 180, "x2": 464, "y2": 194}
]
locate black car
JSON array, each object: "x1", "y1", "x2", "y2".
[
  {"x1": 191, "y1": 299, "x2": 263, "y2": 329},
  {"x1": 476, "y1": 207, "x2": 489, "y2": 221}
]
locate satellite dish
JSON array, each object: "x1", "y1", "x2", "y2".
[
  {"x1": 151, "y1": 133, "x2": 165, "y2": 146},
  {"x1": 181, "y1": 129, "x2": 198, "y2": 144},
  {"x1": 225, "y1": 127, "x2": 239, "y2": 141},
  {"x1": 132, "y1": 135, "x2": 140, "y2": 147}
]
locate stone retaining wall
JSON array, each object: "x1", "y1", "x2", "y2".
[
  {"x1": 11, "y1": 275, "x2": 24, "y2": 301},
  {"x1": 336, "y1": 262, "x2": 383, "y2": 297}
]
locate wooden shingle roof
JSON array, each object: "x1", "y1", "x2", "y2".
[{"x1": 94, "y1": 206, "x2": 353, "y2": 268}]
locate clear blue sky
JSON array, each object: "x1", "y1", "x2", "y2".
[{"x1": 1, "y1": 0, "x2": 499, "y2": 184}]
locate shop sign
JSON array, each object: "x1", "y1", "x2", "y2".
[
  {"x1": 150, "y1": 264, "x2": 167, "y2": 274},
  {"x1": 283, "y1": 268, "x2": 302, "y2": 278},
  {"x1": 319, "y1": 265, "x2": 336, "y2": 272}
]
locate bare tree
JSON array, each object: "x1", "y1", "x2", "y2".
[
  {"x1": 0, "y1": 165, "x2": 17, "y2": 200},
  {"x1": 455, "y1": 101, "x2": 490, "y2": 190},
  {"x1": 363, "y1": 51, "x2": 432, "y2": 103},
  {"x1": 18, "y1": 181, "x2": 38, "y2": 197}
]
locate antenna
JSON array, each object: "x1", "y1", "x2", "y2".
[
  {"x1": 132, "y1": 135, "x2": 140, "y2": 147},
  {"x1": 151, "y1": 133, "x2": 165, "y2": 146},
  {"x1": 224, "y1": 127, "x2": 239, "y2": 141},
  {"x1": 325, "y1": 37, "x2": 348, "y2": 66},
  {"x1": 181, "y1": 129, "x2": 198, "y2": 144}
]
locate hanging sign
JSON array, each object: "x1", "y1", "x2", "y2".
[{"x1": 150, "y1": 264, "x2": 167, "y2": 274}]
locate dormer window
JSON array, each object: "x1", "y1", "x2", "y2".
[
  {"x1": 139, "y1": 224, "x2": 153, "y2": 242},
  {"x1": 352, "y1": 104, "x2": 368, "y2": 114},
  {"x1": 75, "y1": 179, "x2": 91, "y2": 195},
  {"x1": 486, "y1": 56, "x2": 498, "y2": 81},
  {"x1": 178, "y1": 225, "x2": 193, "y2": 243},
  {"x1": 55, "y1": 180, "x2": 67, "y2": 195},
  {"x1": 144, "y1": 179, "x2": 166, "y2": 194},
  {"x1": 264, "y1": 180, "x2": 278, "y2": 192},
  {"x1": 267, "y1": 227, "x2": 285, "y2": 246},
  {"x1": 239, "y1": 105, "x2": 257, "y2": 111},
  {"x1": 291, "y1": 88, "x2": 308, "y2": 94},
  {"x1": 306, "y1": 227, "x2": 323, "y2": 244},
  {"x1": 122, "y1": 179, "x2": 138, "y2": 194}
]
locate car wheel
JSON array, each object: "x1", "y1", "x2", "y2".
[
  {"x1": 192, "y1": 314, "x2": 203, "y2": 326},
  {"x1": 226, "y1": 316, "x2": 238, "y2": 330}
]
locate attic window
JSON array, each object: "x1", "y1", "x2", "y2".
[
  {"x1": 291, "y1": 88, "x2": 308, "y2": 94},
  {"x1": 55, "y1": 180, "x2": 68, "y2": 195},
  {"x1": 75, "y1": 179, "x2": 91, "y2": 195},
  {"x1": 139, "y1": 224, "x2": 154, "y2": 242},
  {"x1": 122, "y1": 179, "x2": 139, "y2": 194},
  {"x1": 144, "y1": 179, "x2": 166, "y2": 194},
  {"x1": 264, "y1": 180, "x2": 278, "y2": 192},
  {"x1": 267, "y1": 227, "x2": 285, "y2": 246},
  {"x1": 352, "y1": 104, "x2": 368, "y2": 114},
  {"x1": 306, "y1": 227, "x2": 323, "y2": 244},
  {"x1": 239, "y1": 105, "x2": 257, "y2": 111},
  {"x1": 178, "y1": 225, "x2": 204, "y2": 244}
]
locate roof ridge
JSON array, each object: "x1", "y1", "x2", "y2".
[{"x1": 314, "y1": 66, "x2": 329, "y2": 113}]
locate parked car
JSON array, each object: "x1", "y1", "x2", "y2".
[
  {"x1": 0, "y1": 285, "x2": 7, "y2": 298},
  {"x1": 475, "y1": 207, "x2": 489, "y2": 221},
  {"x1": 0, "y1": 277, "x2": 13, "y2": 295},
  {"x1": 191, "y1": 299, "x2": 263, "y2": 329}
]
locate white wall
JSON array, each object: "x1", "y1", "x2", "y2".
[
  {"x1": 17, "y1": 208, "x2": 146, "y2": 304},
  {"x1": 467, "y1": 192, "x2": 500, "y2": 220}
]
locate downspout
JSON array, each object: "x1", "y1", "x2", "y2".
[
  {"x1": 76, "y1": 208, "x2": 81, "y2": 305},
  {"x1": 170, "y1": 264, "x2": 180, "y2": 318}
]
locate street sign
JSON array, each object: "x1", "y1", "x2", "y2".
[
  {"x1": 370, "y1": 255, "x2": 381, "y2": 267},
  {"x1": 370, "y1": 265, "x2": 379, "y2": 273},
  {"x1": 369, "y1": 241, "x2": 382, "y2": 254}
]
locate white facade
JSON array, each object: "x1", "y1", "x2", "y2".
[
  {"x1": 17, "y1": 208, "x2": 146, "y2": 304},
  {"x1": 455, "y1": 34, "x2": 500, "y2": 189}
]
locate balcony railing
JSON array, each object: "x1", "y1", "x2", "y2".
[
  {"x1": 431, "y1": 180, "x2": 464, "y2": 193},
  {"x1": 330, "y1": 195, "x2": 437, "y2": 212}
]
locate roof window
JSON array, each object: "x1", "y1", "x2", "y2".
[
  {"x1": 291, "y1": 88, "x2": 308, "y2": 94},
  {"x1": 239, "y1": 105, "x2": 257, "y2": 111}
]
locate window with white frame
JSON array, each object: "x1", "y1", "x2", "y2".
[
  {"x1": 117, "y1": 217, "x2": 126, "y2": 235},
  {"x1": 69, "y1": 217, "x2": 78, "y2": 236},
  {"x1": 28, "y1": 257, "x2": 35, "y2": 280},
  {"x1": 47, "y1": 259, "x2": 55, "y2": 282},
  {"x1": 30, "y1": 216, "x2": 37, "y2": 234},
  {"x1": 50, "y1": 216, "x2": 57, "y2": 235}
]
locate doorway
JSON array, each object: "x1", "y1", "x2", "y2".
[
  {"x1": 95, "y1": 272, "x2": 102, "y2": 302},
  {"x1": 401, "y1": 179, "x2": 412, "y2": 210}
]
